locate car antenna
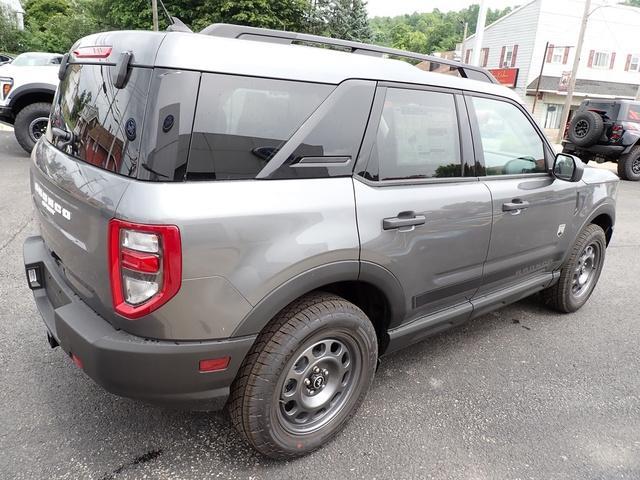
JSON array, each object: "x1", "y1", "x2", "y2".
[{"x1": 158, "y1": 0, "x2": 193, "y2": 33}]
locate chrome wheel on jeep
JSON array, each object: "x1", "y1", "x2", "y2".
[{"x1": 228, "y1": 292, "x2": 377, "y2": 459}]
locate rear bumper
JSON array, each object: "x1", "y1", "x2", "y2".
[
  {"x1": 23, "y1": 235, "x2": 256, "y2": 409},
  {"x1": 562, "y1": 142, "x2": 625, "y2": 157}
]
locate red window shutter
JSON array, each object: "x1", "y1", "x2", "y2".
[
  {"x1": 563, "y1": 47, "x2": 570, "y2": 64},
  {"x1": 499, "y1": 46, "x2": 506, "y2": 67},
  {"x1": 609, "y1": 52, "x2": 616, "y2": 69},
  {"x1": 625, "y1": 54, "x2": 632, "y2": 71},
  {"x1": 588, "y1": 50, "x2": 595, "y2": 67},
  {"x1": 511, "y1": 44, "x2": 518, "y2": 67},
  {"x1": 546, "y1": 44, "x2": 554, "y2": 63},
  {"x1": 482, "y1": 48, "x2": 489, "y2": 67}
]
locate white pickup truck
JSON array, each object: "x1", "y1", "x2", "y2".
[{"x1": 0, "y1": 52, "x2": 61, "y2": 153}]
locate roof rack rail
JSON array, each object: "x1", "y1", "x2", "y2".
[{"x1": 199, "y1": 23, "x2": 498, "y2": 85}]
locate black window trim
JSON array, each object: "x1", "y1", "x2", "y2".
[
  {"x1": 463, "y1": 91, "x2": 556, "y2": 179},
  {"x1": 354, "y1": 82, "x2": 477, "y2": 187}
]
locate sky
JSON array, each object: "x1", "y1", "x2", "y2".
[{"x1": 366, "y1": 0, "x2": 522, "y2": 18}]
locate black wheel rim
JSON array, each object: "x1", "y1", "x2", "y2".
[
  {"x1": 632, "y1": 156, "x2": 640, "y2": 175},
  {"x1": 277, "y1": 332, "x2": 362, "y2": 435},
  {"x1": 571, "y1": 242, "x2": 600, "y2": 298},
  {"x1": 574, "y1": 119, "x2": 589, "y2": 138},
  {"x1": 28, "y1": 117, "x2": 49, "y2": 143}
]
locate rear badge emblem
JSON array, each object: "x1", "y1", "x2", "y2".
[
  {"x1": 125, "y1": 118, "x2": 136, "y2": 141},
  {"x1": 162, "y1": 114, "x2": 175, "y2": 133}
]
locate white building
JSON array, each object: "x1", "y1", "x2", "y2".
[
  {"x1": 0, "y1": 0, "x2": 24, "y2": 30},
  {"x1": 462, "y1": 0, "x2": 640, "y2": 137}
]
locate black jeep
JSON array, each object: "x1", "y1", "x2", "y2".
[{"x1": 562, "y1": 99, "x2": 640, "y2": 181}]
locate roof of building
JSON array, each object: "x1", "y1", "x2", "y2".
[
  {"x1": 464, "y1": 0, "x2": 538, "y2": 42},
  {"x1": 527, "y1": 76, "x2": 640, "y2": 98}
]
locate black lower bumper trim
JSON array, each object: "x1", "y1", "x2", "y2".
[{"x1": 23, "y1": 235, "x2": 257, "y2": 409}]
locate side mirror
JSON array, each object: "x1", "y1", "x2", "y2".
[{"x1": 553, "y1": 153, "x2": 584, "y2": 182}]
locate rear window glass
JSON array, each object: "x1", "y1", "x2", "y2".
[
  {"x1": 187, "y1": 74, "x2": 333, "y2": 180},
  {"x1": 48, "y1": 64, "x2": 151, "y2": 178}
]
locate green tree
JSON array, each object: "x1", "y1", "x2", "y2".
[
  {"x1": 0, "y1": 6, "x2": 27, "y2": 53},
  {"x1": 325, "y1": 0, "x2": 371, "y2": 42}
]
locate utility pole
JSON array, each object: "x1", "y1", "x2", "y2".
[
  {"x1": 555, "y1": 0, "x2": 591, "y2": 143},
  {"x1": 471, "y1": 0, "x2": 488, "y2": 67},
  {"x1": 152, "y1": 0, "x2": 159, "y2": 31},
  {"x1": 532, "y1": 42, "x2": 549, "y2": 114}
]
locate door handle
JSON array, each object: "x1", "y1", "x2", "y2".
[
  {"x1": 502, "y1": 199, "x2": 530, "y2": 212},
  {"x1": 383, "y1": 212, "x2": 426, "y2": 230}
]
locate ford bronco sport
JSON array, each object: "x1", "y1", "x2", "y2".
[
  {"x1": 562, "y1": 99, "x2": 640, "y2": 181},
  {"x1": 23, "y1": 25, "x2": 618, "y2": 459}
]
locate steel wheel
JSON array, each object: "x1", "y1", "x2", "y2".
[
  {"x1": 28, "y1": 117, "x2": 49, "y2": 143},
  {"x1": 632, "y1": 156, "x2": 640, "y2": 176},
  {"x1": 571, "y1": 242, "x2": 600, "y2": 299},
  {"x1": 277, "y1": 333, "x2": 362, "y2": 434}
]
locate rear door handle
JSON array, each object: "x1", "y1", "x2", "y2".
[
  {"x1": 502, "y1": 199, "x2": 530, "y2": 212},
  {"x1": 383, "y1": 212, "x2": 426, "y2": 230}
]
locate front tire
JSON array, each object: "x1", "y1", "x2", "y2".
[
  {"x1": 228, "y1": 292, "x2": 378, "y2": 459},
  {"x1": 542, "y1": 224, "x2": 606, "y2": 313},
  {"x1": 617, "y1": 146, "x2": 640, "y2": 181},
  {"x1": 14, "y1": 102, "x2": 51, "y2": 154}
]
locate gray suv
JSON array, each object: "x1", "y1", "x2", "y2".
[{"x1": 23, "y1": 25, "x2": 618, "y2": 459}]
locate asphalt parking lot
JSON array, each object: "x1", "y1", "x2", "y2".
[{"x1": 1, "y1": 129, "x2": 639, "y2": 480}]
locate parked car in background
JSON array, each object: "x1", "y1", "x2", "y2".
[
  {"x1": 23, "y1": 26, "x2": 618, "y2": 459},
  {"x1": 0, "y1": 53, "x2": 14, "y2": 65},
  {"x1": 562, "y1": 99, "x2": 640, "y2": 181},
  {"x1": 0, "y1": 52, "x2": 61, "y2": 153}
]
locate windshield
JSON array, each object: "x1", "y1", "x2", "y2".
[{"x1": 12, "y1": 53, "x2": 61, "y2": 66}]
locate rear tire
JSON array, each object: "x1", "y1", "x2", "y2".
[
  {"x1": 227, "y1": 292, "x2": 377, "y2": 459},
  {"x1": 542, "y1": 224, "x2": 606, "y2": 313},
  {"x1": 617, "y1": 146, "x2": 640, "y2": 181},
  {"x1": 14, "y1": 102, "x2": 51, "y2": 154}
]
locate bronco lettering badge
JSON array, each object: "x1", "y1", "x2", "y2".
[{"x1": 34, "y1": 182, "x2": 71, "y2": 220}]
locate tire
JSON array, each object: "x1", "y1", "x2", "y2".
[
  {"x1": 227, "y1": 292, "x2": 378, "y2": 459},
  {"x1": 617, "y1": 146, "x2": 640, "y2": 181},
  {"x1": 567, "y1": 111, "x2": 604, "y2": 147},
  {"x1": 14, "y1": 102, "x2": 51, "y2": 154},
  {"x1": 542, "y1": 224, "x2": 606, "y2": 313}
]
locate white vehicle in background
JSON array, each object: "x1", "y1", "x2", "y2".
[{"x1": 0, "y1": 52, "x2": 61, "y2": 153}]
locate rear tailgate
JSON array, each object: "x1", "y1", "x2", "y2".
[{"x1": 32, "y1": 32, "x2": 162, "y2": 325}]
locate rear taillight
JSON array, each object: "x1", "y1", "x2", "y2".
[
  {"x1": 108, "y1": 219, "x2": 181, "y2": 319},
  {"x1": 610, "y1": 123, "x2": 625, "y2": 143}
]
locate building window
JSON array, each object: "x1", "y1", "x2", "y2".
[
  {"x1": 592, "y1": 51, "x2": 610, "y2": 68},
  {"x1": 481, "y1": 48, "x2": 489, "y2": 67},
  {"x1": 544, "y1": 104, "x2": 563, "y2": 129},
  {"x1": 504, "y1": 46, "x2": 514, "y2": 66},
  {"x1": 551, "y1": 49, "x2": 564, "y2": 64},
  {"x1": 629, "y1": 54, "x2": 640, "y2": 72},
  {"x1": 465, "y1": 49, "x2": 472, "y2": 64}
]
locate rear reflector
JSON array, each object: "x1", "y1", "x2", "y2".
[
  {"x1": 121, "y1": 249, "x2": 160, "y2": 273},
  {"x1": 71, "y1": 353, "x2": 83, "y2": 369},
  {"x1": 73, "y1": 46, "x2": 112, "y2": 59},
  {"x1": 199, "y1": 357, "x2": 230, "y2": 373}
]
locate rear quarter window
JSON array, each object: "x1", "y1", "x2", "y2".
[{"x1": 187, "y1": 74, "x2": 333, "y2": 180}]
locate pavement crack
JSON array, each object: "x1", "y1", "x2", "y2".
[
  {"x1": 98, "y1": 449, "x2": 163, "y2": 480},
  {"x1": 0, "y1": 215, "x2": 33, "y2": 254}
]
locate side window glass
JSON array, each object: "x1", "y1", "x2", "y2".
[
  {"x1": 188, "y1": 74, "x2": 332, "y2": 181},
  {"x1": 471, "y1": 96, "x2": 546, "y2": 175},
  {"x1": 366, "y1": 88, "x2": 462, "y2": 181}
]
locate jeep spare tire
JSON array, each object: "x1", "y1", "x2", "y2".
[{"x1": 567, "y1": 111, "x2": 604, "y2": 147}]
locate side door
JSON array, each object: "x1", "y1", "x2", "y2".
[
  {"x1": 465, "y1": 93, "x2": 578, "y2": 297},
  {"x1": 354, "y1": 84, "x2": 493, "y2": 329}
]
